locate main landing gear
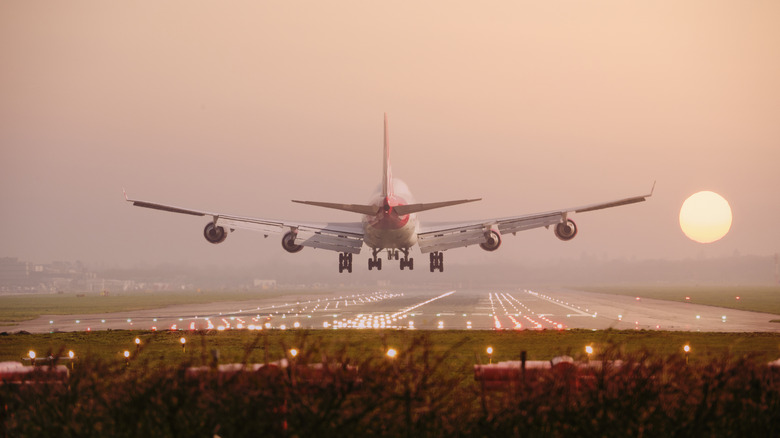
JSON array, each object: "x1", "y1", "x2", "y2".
[
  {"x1": 429, "y1": 251, "x2": 444, "y2": 272},
  {"x1": 399, "y1": 249, "x2": 413, "y2": 271},
  {"x1": 339, "y1": 253, "x2": 353, "y2": 273},
  {"x1": 360, "y1": 248, "x2": 414, "y2": 272},
  {"x1": 368, "y1": 249, "x2": 383, "y2": 271}
]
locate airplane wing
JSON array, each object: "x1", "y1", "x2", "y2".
[
  {"x1": 124, "y1": 192, "x2": 365, "y2": 254},
  {"x1": 416, "y1": 183, "x2": 655, "y2": 253}
]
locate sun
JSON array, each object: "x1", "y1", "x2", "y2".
[{"x1": 679, "y1": 191, "x2": 732, "y2": 243}]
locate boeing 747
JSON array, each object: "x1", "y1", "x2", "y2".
[{"x1": 126, "y1": 114, "x2": 653, "y2": 273}]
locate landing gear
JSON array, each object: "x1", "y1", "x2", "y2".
[
  {"x1": 368, "y1": 249, "x2": 383, "y2": 271},
  {"x1": 339, "y1": 253, "x2": 353, "y2": 273},
  {"x1": 429, "y1": 251, "x2": 444, "y2": 272},
  {"x1": 387, "y1": 249, "x2": 400, "y2": 260},
  {"x1": 399, "y1": 249, "x2": 414, "y2": 271}
]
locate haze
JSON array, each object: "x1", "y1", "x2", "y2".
[{"x1": 2, "y1": 1, "x2": 778, "y2": 276}]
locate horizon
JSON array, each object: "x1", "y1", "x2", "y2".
[{"x1": 2, "y1": 2, "x2": 778, "y2": 271}]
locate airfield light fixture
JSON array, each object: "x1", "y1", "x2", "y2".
[
  {"x1": 28, "y1": 351, "x2": 36, "y2": 363},
  {"x1": 289, "y1": 348, "x2": 299, "y2": 358},
  {"x1": 487, "y1": 346, "x2": 494, "y2": 364},
  {"x1": 123, "y1": 350, "x2": 130, "y2": 366},
  {"x1": 68, "y1": 350, "x2": 75, "y2": 359},
  {"x1": 585, "y1": 345, "x2": 594, "y2": 356},
  {"x1": 386, "y1": 348, "x2": 397, "y2": 359},
  {"x1": 683, "y1": 344, "x2": 691, "y2": 365}
]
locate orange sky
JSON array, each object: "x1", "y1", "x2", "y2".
[{"x1": 1, "y1": 1, "x2": 778, "y2": 269}]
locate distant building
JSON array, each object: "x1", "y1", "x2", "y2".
[{"x1": 253, "y1": 279, "x2": 277, "y2": 290}]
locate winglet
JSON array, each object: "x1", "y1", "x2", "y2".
[
  {"x1": 123, "y1": 187, "x2": 129, "y2": 202},
  {"x1": 649, "y1": 180, "x2": 656, "y2": 197}
]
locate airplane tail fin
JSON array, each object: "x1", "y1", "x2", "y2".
[
  {"x1": 383, "y1": 113, "x2": 392, "y2": 198},
  {"x1": 291, "y1": 114, "x2": 482, "y2": 217}
]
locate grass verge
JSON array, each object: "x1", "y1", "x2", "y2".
[
  {"x1": 0, "y1": 289, "x2": 316, "y2": 324},
  {"x1": 581, "y1": 285, "x2": 780, "y2": 315}
]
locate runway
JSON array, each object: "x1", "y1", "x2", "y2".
[{"x1": 13, "y1": 288, "x2": 780, "y2": 333}]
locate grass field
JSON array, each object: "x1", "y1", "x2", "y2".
[
  {"x1": 581, "y1": 285, "x2": 780, "y2": 315},
  {"x1": 0, "y1": 289, "x2": 314, "y2": 325},
  {"x1": 3, "y1": 329, "x2": 779, "y2": 366}
]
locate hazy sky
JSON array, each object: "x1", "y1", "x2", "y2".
[{"x1": 2, "y1": 1, "x2": 779, "y2": 271}]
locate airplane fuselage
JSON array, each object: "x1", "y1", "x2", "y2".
[{"x1": 362, "y1": 193, "x2": 419, "y2": 249}]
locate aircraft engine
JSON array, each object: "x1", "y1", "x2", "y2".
[
  {"x1": 480, "y1": 230, "x2": 502, "y2": 251},
  {"x1": 281, "y1": 231, "x2": 304, "y2": 253},
  {"x1": 203, "y1": 222, "x2": 228, "y2": 244},
  {"x1": 554, "y1": 219, "x2": 578, "y2": 241}
]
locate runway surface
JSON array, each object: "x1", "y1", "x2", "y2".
[{"x1": 13, "y1": 288, "x2": 780, "y2": 334}]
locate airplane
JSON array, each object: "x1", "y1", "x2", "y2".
[{"x1": 126, "y1": 114, "x2": 654, "y2": 273}]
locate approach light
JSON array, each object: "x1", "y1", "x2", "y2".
[
  {"x1": 135, "y1": 337, "x2": 141, "y2": 345},
  {"x1": 28, "y1": 350, "x2": 36, "y2": 360},
  {"x1": 486, "y1": 346, "x2": 494, "y2": 364},
  {"x1": 683, "y1": 344, "x2": 690, "y2": 353},
  {"x1": 585, "y1": 345, "x2": 594, "y2": 355},
  {"x1": 386, "y1": 348, "x2": 397, "y2": 358},
  {"x1": 289, "y1": 348, "x2": 298, "y2": 358},
  {"x1": 123, "y1": 350, "x2": 130, "y2": 358},
  {"x1": 68, "y1": 350, "x2": 75, "y2": 359}
]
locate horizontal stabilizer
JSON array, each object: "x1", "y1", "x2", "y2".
[
  {"x1": 394, "y1": 199, "x2": 481, "y2": 216},
  {"x1": 292, "y1": 200, "x2": 380, "y2": 216}
]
